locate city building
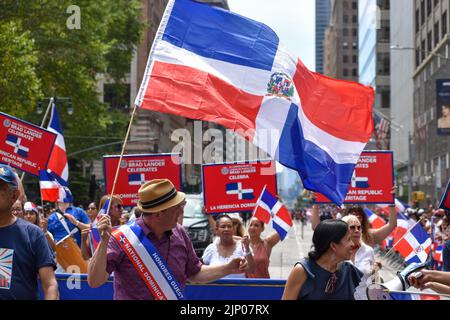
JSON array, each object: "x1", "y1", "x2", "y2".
[
  {"x1": 358, "y1": 0, "x2": 391, "y2": 150},
  {"x1": 411, "y1": 0, "x2": 450, "y2": 205},
  {"x1": 390, "y1": 0, "x2": 415, "y2": 202},
  {"x1": 323, "y1": 0, "x2": 359, "y2": 81},
  {"x1": 316, "y1": 0, "x2": 332, "y2": 73}
]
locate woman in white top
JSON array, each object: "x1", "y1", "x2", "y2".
[
  {"x1": 341, "y1": 215, "x2": 377, "y2": 276},
  {"x1": 202, "y1": 214, "x2": 256, "y2": 278}
]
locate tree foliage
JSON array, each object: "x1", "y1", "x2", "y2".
[{"x1": 0, "y1": 0, "x2": 144, "y2": 161}]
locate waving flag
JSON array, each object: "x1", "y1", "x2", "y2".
[
  {"x1": 253, "y1": 187, "x2": 292, "y2": 240},
  {"x1": 135, "y1": 0, "x2": 374, "y2": 206},
  {"x1": 393, "y1": 223, "x2": 432, "y2": 265},
  {"x1": 39, "y1": 169, "x2": 73, "y2": 202},
  {"x1": 47, "y1": 104, "x2": 69, "y2": 184},
  {"x1": 392, "y1": 212, "x2": 415, "y2": 245},
  {"x1": 363, "y1": 208, "x2": 386, "y2": 229},
  {"x1": 434, "y1": 244, "x2": 443, "y2": 264},
  {"x1": 89, "y1": 198, "x2": 111, "y2": 255}
]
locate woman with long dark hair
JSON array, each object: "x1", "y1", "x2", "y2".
[{"x1": 282, "y1": 220, "x2": 362, "y2": 300}]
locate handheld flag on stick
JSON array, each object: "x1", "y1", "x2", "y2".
[
  {"x1": 46, "y1": 104, "x2": 69, "y2": 184},
  {"x1": 135, "y1": 0, "x2": 375, "y2": 206},
  {"x1": 393, "y1": 222, "x2": 432, "y2": 265},
  {"x1": 253, "y1": 186, "x2": 292, "y2": 240}
]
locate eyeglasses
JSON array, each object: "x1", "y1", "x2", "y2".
[
  {"x1": 349, "y1": 225, "x2": 361, "y2": 231},
  {"x1": 112, "y1": 204, "x2": 122, "y2": 210},
  {"x1": 325, "y1": 273, "x2": 337, "y2": 295}
]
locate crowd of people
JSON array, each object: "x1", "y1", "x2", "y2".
[{"x1": 1, "y1": 162, "x2": 449, "y2": 300}]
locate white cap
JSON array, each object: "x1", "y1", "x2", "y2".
[{"x1": 24, "y1": 201, "x2": 38, "y2": 214}]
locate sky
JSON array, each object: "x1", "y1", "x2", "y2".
[{"x1": 227, "y1": 0, "x2": 316, "y2": 71}]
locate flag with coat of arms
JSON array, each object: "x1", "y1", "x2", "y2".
[
  {"x1": 393, "y1": 222, "x2": 432, "y2": 265},
  {"x1": 135, "y1": 0, "x2": 374, "y2": 206},
  {"x1": 253, "y1": 186, "x2": 292, "y2": 240}
]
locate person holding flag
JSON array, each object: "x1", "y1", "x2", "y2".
[
  {"x1": 408, "y1": 269, "x2": 450, "y2": 296},
  {"x1": 88, "y1": 179, "x2": 253, "y2": 300},
  {"x1": 81, "y1": 195, "x2": 123, "y2": 260},
  {"x1": 245, "y1": 216, "x2": 281, "y2": 278}
]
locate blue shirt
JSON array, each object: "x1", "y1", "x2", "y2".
[
  {"x1": 443, "y1": 239, "x2": 450, "y2": 272},
  {"x1": 296, "y1": 259, "x2": 363, "y2": 300},
  {"x1": 0, "y1": 218, "x2": 56, "y2": 300},
  {"x1": 47, "y1": 206, "x2": 90, "y2": 247}
]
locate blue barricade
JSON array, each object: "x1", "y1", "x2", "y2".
[{"x1": 43, "y1": 273, "x2": 286, "y2": 300}]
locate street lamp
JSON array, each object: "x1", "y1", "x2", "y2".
[{"x1": 37, "y1": 97, "x2": 74, "y2": 125}]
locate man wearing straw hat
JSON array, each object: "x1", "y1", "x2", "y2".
[{"x1": 88, "y1": 179, "x2": 249, "y2": 300}]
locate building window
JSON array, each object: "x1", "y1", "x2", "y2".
[
  {"x1": 428, "y1": 31, "x2": 432, "y2": 53},
  {"x1": 343, "y1": 55, "x2": 349, "y2": 63},
  {"x1": 352, "y1": 1, "x2": 357, "y2": 10},
  {"x1": 352, "y1": 55, "x2": 357, "y2": 63},
  {"x1": 416, "y1": 9, "x2": 420, "y2": 34},
  {"x1": 435, "y1": 21, "x2": 440, "y2": 46},
  {"x1": 427, "y1": 0, "x2": 432, "y2": 17},
  {"x1": 343, "y1": 69, "x2": 349, "y2": 77},
  {"x1": 343, "y1": 28, "x2": 349, "y2": 36},
  {"x1": 352, "y1": 69, "x2": 358, "y2": 77},
  {"x1": 443, "y1": 12, "x2": 448, "y2": 36}
]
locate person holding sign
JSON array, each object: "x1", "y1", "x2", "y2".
[{"x1": 88, "y1": 179, "x2": 251, "y2": 300}]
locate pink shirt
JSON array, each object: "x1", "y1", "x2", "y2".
[
  {"x1": 106, "y1": 218, "x2": 202, "y2": 300},
  {"x1": 245, "y1": 240, "x2": 270, "y2": 278}
]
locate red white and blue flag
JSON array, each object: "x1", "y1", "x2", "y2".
[
  {"x1": 89, "y1": 198, "x2": 112, "y2": 255},
  {"x1": 392, "y1": 212, "x2": 416, "y2": 245},
  {"x1": 46, "y1": 104, "x2": 69, "y2": 184},
  {"x1": 438, "y1": 179, "x2": 450, "y2": 210},
  {"x1": 434, "y1": 244, "x2": 443, "y2": 264},
  {"x1": 39, "y1": 169, "x2": 73, "y2": 202},
  {"x1": 135, "y1": 0, "x2": 374, "y2": 206},
  {"x1": 253, "y1": 187, "x2": 292, "y2": 240},
  {"x1": 393, "y1": 223, "x2": 432, "y2": 265},
  {"x1": 128, "y1": 173, "x2": 146, "y2": 186},
  {"x1": 226, "y1": 182, "x2": 255, "y2": 200},
  {"x1": 363, "y1": 208, "x2": 386, "y2": 229},
  {"x1": 389, "y1": 292, "x2": 440, "y2": 300}
]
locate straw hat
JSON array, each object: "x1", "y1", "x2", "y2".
[{"x1": 137, "y1": 179, "x2": 185, "y2": 213}]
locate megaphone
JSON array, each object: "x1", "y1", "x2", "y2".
[{"x1": 366, "y1": 261, "x2": 429, "y2": 300}]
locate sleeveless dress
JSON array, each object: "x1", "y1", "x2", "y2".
[
  {"x1": 296, "y1": 259, "x2": 363, "y2": 300},
  {"x1": 246, "y1": 240, "x2": 270, "y2": 278}
]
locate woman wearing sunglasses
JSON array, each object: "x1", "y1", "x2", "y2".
[
  {"x1": 282, "y1": 219, "x2": 362, "y2": 300},
  {"x1": 341, "y1": 215, "x2": 378, "y2": 277}
]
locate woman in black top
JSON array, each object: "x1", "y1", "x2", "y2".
[{"x1": 282, "y1": 220, "x2": 363, "y2": 300}]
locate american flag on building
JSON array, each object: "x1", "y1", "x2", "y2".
[{"x1": 373, "y1": 111, "x2": 390, "y2": 150}]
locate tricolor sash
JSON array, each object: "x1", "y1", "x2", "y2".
[{"x1": 112, "y1": 222, "x2": 184, "y2": 300}]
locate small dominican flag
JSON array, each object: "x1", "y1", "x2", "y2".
[
  {"x1": 5, "y1": 134, "x2": 29, "y2": 157},
  {"x1": 394, "y1": 223, "x2": 432, "y2": 265},
  {"x1": 434, "y1": 245, "x2": 443, "y2": 264},
  {"x1": 392, "y1": 212, "x2": 416, "y2": 245},
  {"x1": 128, "y1": 173, "x2": 146, "y2": 186},
  {"x1": 47, "y1": 103, "x2": 69, "y2": 184},
  {"x1": 89, "y1": 197, "x2": 111, "y2": 255},
  {"x1": 351, "y1": 171, "x2": 369, "y2": 188},
  {"x1": 226, "y1": 182, "x2": 254, "y2": 200},
  {"x1": 39, "y1": 169, "x2": 72, "y2": 202},
  {"x1": 363, "y1": 208, "x2": 386, "y2": 229},
  {"x1": 389, "y1": 292, "x2": 441, "y2": 300},
  {"x1": 439, "y1": 179, "x2": 450, "y2": 210},
  {"x1": 253, "y1": 187, "x2": 292, "y2": 240}
]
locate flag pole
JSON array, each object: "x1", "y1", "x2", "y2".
[
  {"x1": 104, "y1": 105, "x2": 138, "y2": 222},
  {"x1": 383, "y1": 215, "x2": 427, "y2": 259}
]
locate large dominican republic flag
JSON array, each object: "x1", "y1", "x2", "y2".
[
  {"x1": 135, "y1": 0, "x2": 374, "y2": 206},
  {"x1": 46, "y1": 104, "x2": 69, "y2": 184}
]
